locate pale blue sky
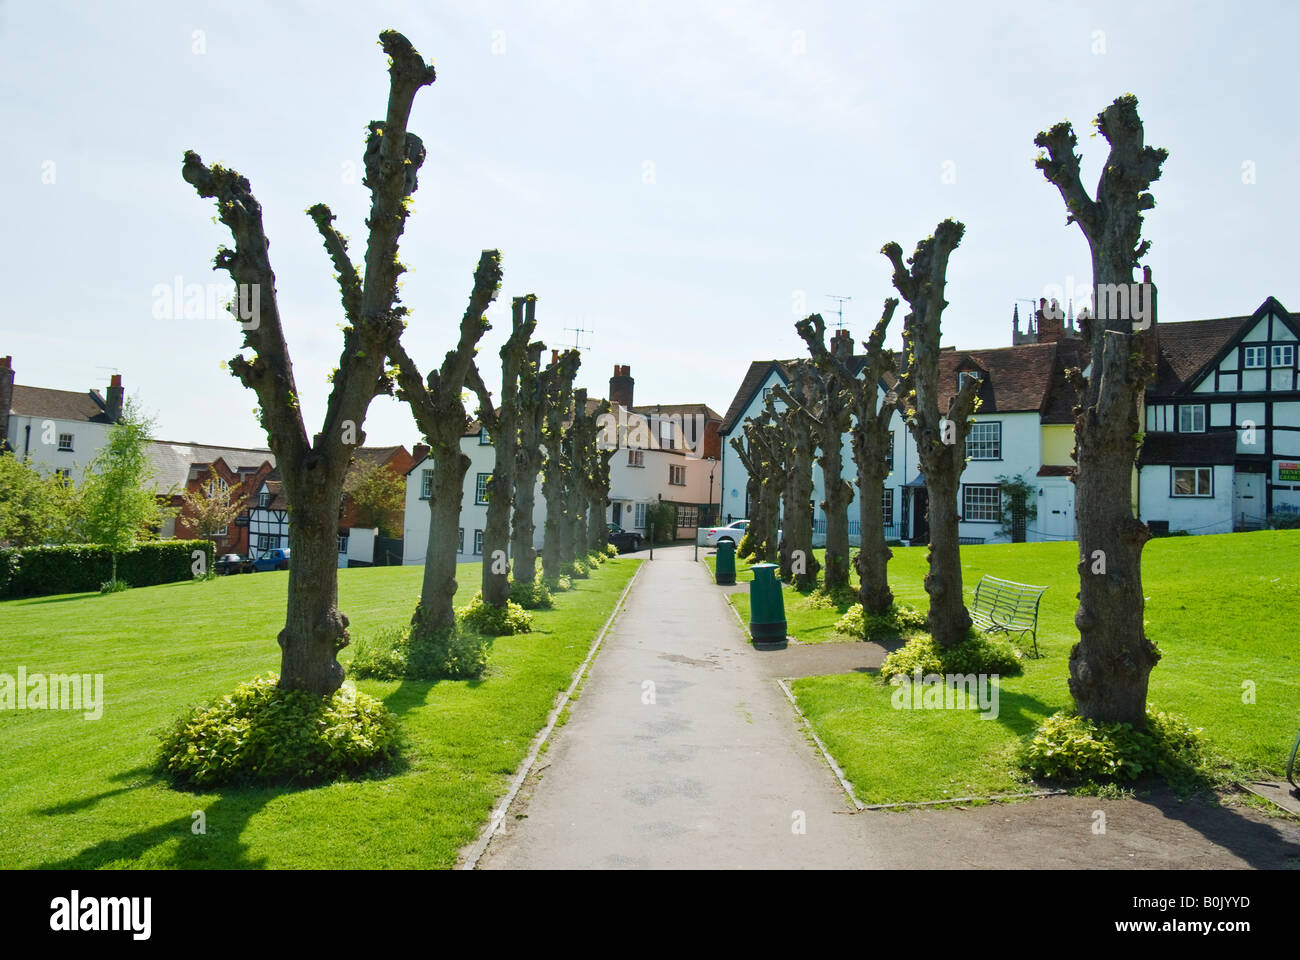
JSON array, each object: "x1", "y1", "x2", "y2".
[{"x1": 2, "y1": 0, "x2": 1295, "y2": 449}]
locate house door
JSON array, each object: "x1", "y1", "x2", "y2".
[
  {"x1": 911, "y1": 489, "x2": 929, "y2": 544},
  {"x1": 1232, "y1": 473, "x2": 1265, "y2": 529},
  {"x1": 1041, "y1": 484, "x2": 1075, "y2": 541}
]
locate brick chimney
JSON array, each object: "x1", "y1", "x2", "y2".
[
  {"x1": 106, "y1": 373, "x2": 125, "y2": 421},
  {"x1": 551, "y1": 349, "x2": 559, "y2": 365},
  {"x1": 1035, "y1": 298, "x2": 1065, "y2": 344},
  {"x1": 413, "y1": 443, "x2": 430, "y2": 464},
  {"x1": 0, "y1": 357, "x2": 12, "y2": 447},
  {"x1": 830, "y1": 328, "x2": 853, "y2": 359},
  {"x1": 609, "y1": 364, "x2": 634, "y2": 408}
]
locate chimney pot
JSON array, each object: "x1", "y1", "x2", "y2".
[
  {"x1": 106, "y1": 372, "x2": 125, "y2": 421},
  {"x1": 609, "y1": 363, "x2": 634, "y2": 408}
]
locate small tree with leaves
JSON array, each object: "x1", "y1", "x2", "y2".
[
  {"x1": 342, "y1": 457, "x2": 405, "y2": 538},
  {"x1": 81, "y1": 398, "x2": 163, "y2": 586},
  {"x1": 182, "y1": 471, "x2": 247, "y2": 546},
  {"x1": 0, "y1": 454, "x2": 82, "y2": 547},
  {"x1": 1035, "y1": 94, "x2": 1167, "y2": 726},
  {"x1": 181, "y1": 31, "x2": 437, "y2": 695},
  {"x1": 884, "y1": 220, "x2": 980, "y2": 648}
]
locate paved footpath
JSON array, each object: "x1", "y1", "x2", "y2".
[{"x1": 479, "y1": 545, "x2": 1300, "y2": 870}]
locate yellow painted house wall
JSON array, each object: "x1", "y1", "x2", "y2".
[{"x1": 1039, "y1": 423, "x2": 1139, "y2": 514}]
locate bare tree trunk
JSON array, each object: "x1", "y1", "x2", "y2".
[
  {"x1": 181, "y1": 31, "x2": 437, "y2": 695},
  {"x1": 470, "y1": 296, "x2": 537, "y2": 608},
  {"x1": 588, "y1": 445, "x2": 614, "y2": 552},
  {"x1": 541, "y1": 350, "x2": 580, "y2": 581},
  {"x1": 884, "y1": 221, "x2": 979, "y2": 648},
  {"x1": 511, "y1": 341, "x2": 545, "y2": 585},
  {"x1": 1036, "y1": 95, "x2": 1166, "y2": 727},
  {"x1": 392, "y1": 251, "x2": 503, "y2": 641},
  {"x1": 773, "y1": 365, "x2": 820, "y2": 590}
]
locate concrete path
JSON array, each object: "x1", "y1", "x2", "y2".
[{"x1": 478, "y1": 545, "x2": 1300, "y2": 869}]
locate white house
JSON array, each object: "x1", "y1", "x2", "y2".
[
  {"x1": 1138, "y1": 296, "x2": 1300, "y2": 534},
  {"x1": 0, "y1": 356, "x2": 124, "y2": 483}
]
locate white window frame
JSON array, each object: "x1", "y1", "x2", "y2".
[
  {"x1": 458, "y1": 527, "x2": 464, "y2": 553},
  {"x1": 628, "y1": 449, "x2": 645, "y2": 468},
  {"x1": 473, "y1": 529, "x2": 484, "y2": 555},
  {"x1": 965, "y1": 422, "x2": 1002, "y2": 461},
  {"x1": 633, "y1": 502, "x2": 648, "y2": 529},
  {"x1": 421, "y1": 469, "x2": 434, "y2": 499},
  {"x1": 257, "y1": 534, "x2": 277, "y2": 552},
  {"x1": 1171, "y1": 466, "x2": 1213, "y2": 498},
  {"x1": 258, "y1": 490, "x2": 272, "y2": 508},
  {"x1": 57, "y1": 433, "x2": 74, "y2": 452},
  {"x1": 958, "y1": 371, "x2": 982, "y2": 391},
  {"x1": 881, "y1": 488, "x2": 893, "y2": 524},
  {"x1": 962, "y1": 484, "x2": 1001, "y2": 522},
  {"x1": 475, "y1": 472, "x2": 492, "y2": 505},
  {"x1": 1272, "y1": 344, "x2": 1295, "y2": 368},
  {"x1": 338, "y1": 533, "x2": 349, "y2": 554},
  {"x1": 1243, "y1": 345, "x2": 1267, "y2": 368},
  {"x1": 479, "y1": 426, "x2": 492, "y2": 445},
  {"x1": 1178, "y1": 404, "x2": 1206, "y2": 434}
]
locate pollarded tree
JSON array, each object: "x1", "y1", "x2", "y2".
[
  {"x1": 567, "y1": 388, "x2": 595, "y2": 560},
  {"x1": 574, "y1": 394, "x2": 614, "y2": 554},
  {"x1": 730, "y1": 406, "x2": 781, "y2": 561},
  {"x1": 771, "y1": 363, "x2": 820, "y2": 590},
  {"x1": 390, "y1": 251, "x2": 502, "y2": 638},
  {"x1": 884, "y1": 220, "x2": 980, "y2": 648},
  {"x1": 791, "y1": 314, "x2": 856, "y2": 591},
  {"x1": 467, "y1": 295, "x2": 538, "y2": 609},
  {"x1": 846, "y1": 299, "x2": 901, "y2": 614},
  {"x1": 181, "y1": 31, "x2": 437, "y2": 695},
  {"x1": 540, "y1": 349, "x2": 581, "y2": 581},
  {"x1": 1035, "y1": 95, "x2": 1167, "y2": 727},
  {"x1": 510, "y1": 339, "x2": 548, "y2": 585}
]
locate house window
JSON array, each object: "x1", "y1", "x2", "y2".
[
  {"x1": 669, "y1": 464, "x2": 686, "y2": 486},
  {"x1": 214, "y1": 526, "x2": 228, "y2": 539},
  {"x1": 475, "y1": 473, "x2": 492, "y2": 505},
  {"x1": 965, "y1": 422, "x2": 1002, "y2": 460},
  {"x1": 963, "y1": 484, "x2": 1001, "y2": 522},
  {"x1": 473, "y1": 529, "x2": 484, "y2": 555},
  {"x1": 1172, "y1": 466, "x2": 1213, "y2": 497},
  {"x1": 677, "y1": 505, "x2": 698, "y2": 528},
  {"x1": 338, "y1": 533, "x2": 349, "y2": 554},
  {"x1": 57, "y1": 433, "x2": 74, "y2": 452},
  {"x1": 634, "y1": 502, "x2": 648, "y2": 529},
  {"x1": 1273, "y1": 344, "x2": 1295, "y2": 368},
  {"x1": 458, "y1": 527, "x2": 464, "y2": 552},
  {"x1": 658, "y1": 419, "x2": 675, "y2": 450},
  {"x1": 628, "y1": 449, "x2": 645, "y2": 468},
  {"x1": 881, "y1": 488, "x2": 893, "y2": 524},
  {"x1": 421, "y1": 469, "x2": 434, "y2": 499},
  {"x1": 885, "y1": 433, "x2": 895, "y2": 472},
  {"x1": 479, "y1": 426, "x2": 492, "y2": 445},
  {"x1": 258, "y1": 534, "x2": 277, "y2": 551},
  {"x1": 1243, "y1": 345, "x2": 1267, "y2": 368},
  {"x1": 54, "y1": 468, "x2": 71, "y2": 481},
  {"x1": 958, "y1": 371, "x2": 982, "y2": 391},
  {"x1": 1178, "y1": 405, "x2": 1206, "y2": 433},
  {"x1": 258, "y1": 490, "x2": 271, "y2": 508}
]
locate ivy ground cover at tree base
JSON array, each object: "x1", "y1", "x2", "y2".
[
  {"x1": 709, "y1": 532, "x2": 1299, "y2": 804},
  {"x1": 0, "y1": 557, "x2": 639, "y2": 868}
]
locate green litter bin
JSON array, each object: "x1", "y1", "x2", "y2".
[
  {"x1": 748, "y1": 562, "x2": 787, "y2": 644},
  {"x1": 715, "y1": 540, "x2": 736, "y2": 585}
]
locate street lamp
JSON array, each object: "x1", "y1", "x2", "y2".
[{"x1": 707, "y1": 457, "x2": 717, "y2": 525}]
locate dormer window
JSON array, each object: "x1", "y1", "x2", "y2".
[{"x1": 958, "y1": 371, "x2": 982, "y2": 391}]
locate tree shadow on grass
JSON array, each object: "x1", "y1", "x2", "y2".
[{"x1": 986, "y1": 686, "x2": 1060, "y2": 738}]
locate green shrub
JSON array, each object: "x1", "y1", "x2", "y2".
[
  {"x1": 350, "y1": 623, "x2": 490, "y2": 681},
  {"x1": 834, "y1": 602, "x2": 927, "y2": 640},
  {"x1": 736, "y1": 531, "x2": 754, "y2": 559},
  {"x1": 99, "y1": 578, "x2": 130, "y2": 594},
  {"x1": 571, "y1": 559, "x2": 590, "y2": 579},
  {"x1": 879, "y1": 632, "x2": 1023, "y2": 681},
  {"x1": 546, "y1": 575, "x2": 573, "y2": 593},
  {"x1": 0, "y1": 540, "x2": 216, "y2": 598},
  {"x1": 1020, "y1": 709, "x2": 1211, "y2": 786},
  {"x1": 509, "y1": 579, "x2": 553, "y2": 609},
  {"x1": 457, "y1": 592, "x2": 533, "y2": 636},
  {"x1": 801, "y1": 586, "x2": 857, "y2": 610},
  {"x1": 157, "y1": 674, "x2": 400, "y2": 789},
  {"x1": 587, "y1": 551, "x2": 605, "y2": 566},
  {"x1": 604, "y1": 543, "x2": 619, "y2": 558}
]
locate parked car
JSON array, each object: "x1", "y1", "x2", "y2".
[
  {"x1": 215, "y1": 553, "x2": 252, "y2": 575},
  {"x1": 250, "y1": 548, "x2": 291, "y2": 572},
  {"x1": 606, "y1": 523, "x2": 644, "y2": 554},
  {"x1": 705, "y1": 520, "x2": 749, "y2": 547}
]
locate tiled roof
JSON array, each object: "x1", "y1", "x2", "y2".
[
  {"x1": 8, "y1": 386, "x2": 112, "y2": 423},
  {"x1": 1151, "y1": 315, "x2": 1251, "y2": 394},
  {"x1": 1138, "y1": 430, "x2": 1237, "y2": 466},
  {"x1": 148, "y1": 440, "x2": 274, "y2": 494},
  {"x1": 935, "y1": 341, "x2": 1060, "y2": 415}
]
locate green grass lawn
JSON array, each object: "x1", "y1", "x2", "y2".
[
  {"x1": 0, "y1": 558, "x2": 639, "y2": 868},
  {"x1": 706, "y1": 532, "x2": 1300, "y2": 803}
]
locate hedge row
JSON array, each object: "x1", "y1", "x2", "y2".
[{"x1": 0, "y1": 541, "x2": 216, "y2": 599}]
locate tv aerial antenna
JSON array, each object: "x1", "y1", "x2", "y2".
[
  {"x1": 564, "y1": 323, "x2": 594, "y2": 352},
  {"x1": 826, "y1": 295, "x2": 852, "y2": 332}
]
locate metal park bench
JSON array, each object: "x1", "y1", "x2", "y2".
[{"x1": 970, "y1": 575, "x2": 1048, "y2": 658}]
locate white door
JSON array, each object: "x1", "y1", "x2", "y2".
[
  {"x1": 1232, "y1": 473, "x2": 1265, "y2": 529},
  {"x1": 1040, "y1": 484, "x2": 1075, "y2": 541}
]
